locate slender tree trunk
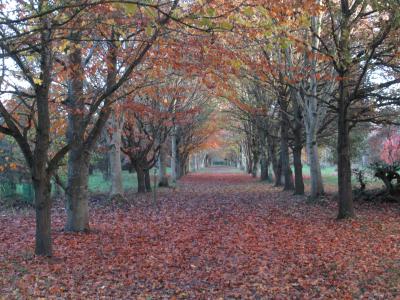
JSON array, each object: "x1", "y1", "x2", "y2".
[
  {"x1": 158, "y1": 144, "x2": 169, "y2": 187},
  {"x1": 280, "y1": 107, "x2": 294, "y2": 191},
  {"x1": 292, "y1": 127, "x2": 304, "y2": 195},
  {"x1": 136, "y1": 167, "x2": 146, "y2": 193},
  {"x1": 307, "y1": 7, "x2": 325, "y2": 199},
  {"x1": 109, "y1": 110, "x2": 123, "y2": 197},
  {"x1": 274, "y1": 156, "x2": 282, "y2": 186},
  {"x1": 269, "y1": 141, "x2": 282, "y2": 186},
  {"x1": 102, "y1": 147, "x2": 111, "y2": 180},
  {"x1": 251, "y1": 153, "x2": 258, "y2": 178},
  {"x1": 260, "y1": 153, "x2": 270, "y2": 182},
  {"x1": 291, "y1": 90, "x2": 305, "y2": 195},
  {"x1": 171, "y1": 129, "x2": 177, "y2": 183},
  {"x1": 292, "y1": 144, "x2": 304, "y2": 195},
  {"x1": 246, "y1": 146, "x2": 253, "y2": 174},
  {"x1": 144, "y1": 169, "x2": 152, "y2": 192}
]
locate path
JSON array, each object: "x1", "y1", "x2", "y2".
[{"x1": 0, "y1": 167, "x2": 399, "y2": 299}]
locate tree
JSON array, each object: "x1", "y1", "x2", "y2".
[{"x1": 317, "y1": 0, "x2": 400, "y2": 218}]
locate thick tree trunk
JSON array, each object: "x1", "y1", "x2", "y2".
[
  {"x1": 65, "y1": 32, "x2": 115, "y2": 231},
  {"x1": 65, "y1": 37, "x2": 90, "y2": 232},
  {"x1": 108, "y1": 110, "x2": 123, "y2": 197},
  {"x1": 65, "y1": 150, "x2": 90, "y2": 232},
  {"x1": 336, "y1": 5, "x2": 355, "y2": 219},
  {"x1": 337, "y1": 112, "x2": 354, "y2": 218},
  {"x1": 144, "y1": 169, "x2": 152, "y2": 192},
  {"x1": 33, "y1": 176, "x2": 52, "y2": 256},
  {"x1": 136, "y1": 167, "x2": 146, "y2": 193},
  {"x1": 158, "y1": 144, "x2": 169, "y2": 187},
  {"x1": 32, "y1": 29, "x2": 53, "y2": 256}
]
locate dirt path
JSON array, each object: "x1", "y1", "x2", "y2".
[{"x1": 0, "y1": 168, "x2": 399, "y2": 299}]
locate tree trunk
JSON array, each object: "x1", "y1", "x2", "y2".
[
  {"x1": 292, "y1": 91, "x2": 305, "y2": 195},
  {"x1": 32, "y1": 175, "x2": 52, "y2": 256},
  {"x1": 292, "y1": 144, "x2": 304, "y2": 195},
  {"x1": 158, "y1": 144, "x2": 169, "y2": 187},
  {"x1": 108, "y1": 110, "x2": 123, "y2": 197},
  {"x1": 251, "y1": 155, "x2": 258, "y2": 178},
  {"x1": 177, "y1": 154, "x2": 186, "y2": 179},
  {"x1": 281, "y1": 108, "x2": 294, "y2": 191},
  {"x1": 337, "y1": 109, "x2": 354, "y2": 218},
  {"x1": 32, "y1": 30, "x2": 53, "y2": 255},
  {"x1": 307, "y1": 134, "x2": 324, "y2": 198},
  {"x1": 274, "y1": 156, "x2": 282, "y2": 186},
  {"x1": 144, "y1": 169, "x2": 152, "y2": 192},
  {"x1": 136, "y1": 167, "x2": 146, "y2": 193},
  {"x1": 65, "y1": 32, "x2": 115, "y2": 231},
  {"x1": 260, "y1": 153, "x2": 270, "y2": 182},
  {"x1": 65, "y1": 149, "x2": 90, "y2": 232},
  {"x1": 171, "y1": 129, "x2": 177, "y2": 183},
  {"x1": 65, "y1": 37, "x2": 90, "y2": 232},
  {"x1": 336, "y1": 4, "x2": 355, "y2": 219}
]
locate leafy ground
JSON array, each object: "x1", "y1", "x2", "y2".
[{"x1": 0, "y1": 167, "x2": 399, "y2": 299}]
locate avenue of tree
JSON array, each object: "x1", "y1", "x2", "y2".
[{"x1": 0, "y1": 0, "x2": 399, "y2": 256}]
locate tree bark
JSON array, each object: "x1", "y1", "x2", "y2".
[
  {"x1": 171, "y1": 129, "x2": 177, "y2": 183},
  {"x1": 292, "y1": 143, "x2": 304, "y2": 195},
  {"x1": 269, "y1": 141, "x2": 282, "y2": 186},
  {"x1": 292, "y1": 91, "x2": 305, "y2": 195},
  {"x1": 32, "y1": 174, "x2": 52, "y2": 256},
  {"x1": 337, "y1": 101, "x2": 354, "y2": 218},
  {"x1": 144, "y1": 169, "x2": 152, "y2": 192},
  {"x1": 136, "y1": 167, "x2": 146, "y2": 193},
  {"x1": 336, "y1": 5, "x2": 355, "y2": 219},
  {"x1": 307, "y1": 134, "x2": 324, "y2": 198},
  {"x1": 260, "y1": 153, "x2": 270, "y2": 182},
  {"x1": 280, "y1": 104, "x2": 294, "y2": 191},
  {"x1": 274, "y1": 156, "x2": 282, "y2": 186},
  {"x1": 108, "y1": 110, "x2": 124, "y2": 197},
  {"x1": 251, "y1": 155, "x2": 258, "y2": 178},
  {"x1": 65, "y1": 34, "x2": 90, "y2": 232},
  {"x1": 158, "y1": 144, "x2": 169, "y2": 187},
  {"x1": 65, "y1": 150, "x2": 90, "y2": 231}
]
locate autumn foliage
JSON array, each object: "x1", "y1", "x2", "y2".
[
  {"x1": 381, "y1": 133, "x2": 400, "y2": 165},
  {"x1": 1, "y1": 169, "x2": 399, "y2": 298}
]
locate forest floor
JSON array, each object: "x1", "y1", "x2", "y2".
[{"x1": 1, "y1": 167, "x2": 399, "y2": 299}]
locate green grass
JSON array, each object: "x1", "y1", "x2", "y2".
[
  {"x1": 300, "y1": 165, "x2": 338, "y2": 186},
  {"x1": 88, "y1": 171, "x2": 138, "y2": 193},
  {"x1": 89, "y1": 167, "x2": 172, "y2": 193}
]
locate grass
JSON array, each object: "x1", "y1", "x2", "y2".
[
  {"x1": 88, "y1": 171, "x2": 138, "y2": 193},
  {"x1": 1, "y1": 168, "x2": 172, "y2": 203},
  {"x1": 89, "y1": 167, "x2": 172, "y2": 193},
  {"x1": 0, "y1": 164, "x2": 384, "y2": 202},
  {"x1": 301, "y1": 165, "x2": 338, "y2": 186}
]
